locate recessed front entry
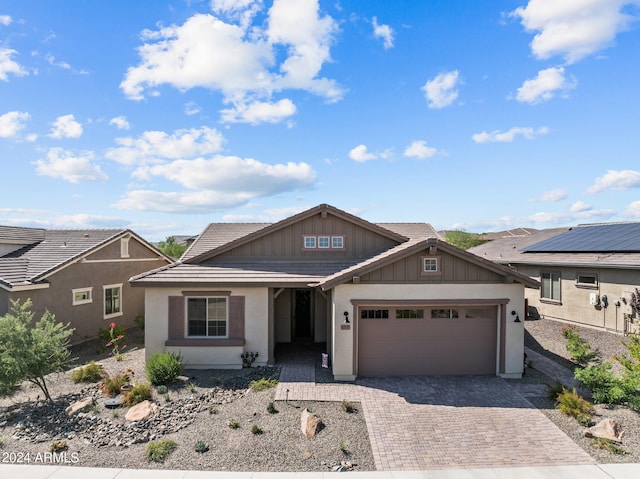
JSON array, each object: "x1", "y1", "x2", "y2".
[{"x1": 292, "y1": 289, "x2": 313, "y2": 341}]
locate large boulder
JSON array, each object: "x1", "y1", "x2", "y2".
[
  {"x1": 301, "y1": 408, "x2": 322, "y2": 438},
  {"x1": 125, "y1": 400, "x2": 158, "y2": 422},
  {"x1": 66, "y1": 397, "x2": 95, "y2": 416},
  {"x1": 584, "y1": 418, "x2": 624, "y2": 442}
]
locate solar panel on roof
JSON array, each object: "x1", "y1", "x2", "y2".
[{"x1": 523, "y1": 223, "x2": 640, "y2": 252}]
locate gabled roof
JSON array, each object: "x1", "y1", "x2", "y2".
[
  {"x1": 469, "y1": 228, "x2": 569, "y2": 264},
  {"x1": 183, "y1": 204, "x2": 410, "y2": 264},
  {"x1": 0, "y1": 225, "x2": 46, "y2": 245},
  {"x1": 317, "y1": 238, "x2": 540, "y2": 290},
  {"x1": 0, "y1": 228, "x2": 172, "y2": 289}
]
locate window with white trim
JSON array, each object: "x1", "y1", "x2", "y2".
[
  {"x1": 187, "y1": 297, "x2": 228, "y2": 337},
  {"x1": 318, "y1": 236, "x2": 330, "y2": 248},
  {"x1": 304, "y1": 236, "x2": 316, "y2": 249},
  {"x1": 72, "y1": 287, "x2": 92, "y2": 305},
  {"x1": 332, "y1": 236, "x2": 344, "y2": 248},
  {"x1": 576, "y1": 274, "x2": 598, "y2": 288},
  {"x1": 104, "y1": 284, "x2": 122, "y2": 318},
  {"x1": 541, "y1": 272, "x2": 561, "y2": 301},
  {"x1": 423, "y1": 257, "x2": 438, "y2": 272}
]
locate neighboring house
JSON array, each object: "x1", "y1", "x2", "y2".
[
  {"x1": 469, "y1": 223, "x2": 640, "y2": 335},
  {"x1": 131, "y1": 204, "x2": 538, "y2": 380},
  {"x1": 0, "y1": 226, "x2": 173, "y2": 343}
]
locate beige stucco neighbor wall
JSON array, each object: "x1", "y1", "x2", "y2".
[
  {"x1": 144, "y1": 287, "x2": 269, "y2": 369},
  {"x1": 520, "y1": 265, "x2": 639, "y2": 334},
  {"x1": 330, "y1": 283, "x2": 526, "y2": 381}
]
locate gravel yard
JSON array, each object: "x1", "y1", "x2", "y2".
[
  {"x1": 0, "y1": 345, "x2": 373, "y2": 472},
  {"x1": 524, "y1": 317, "x2": 640, "y2": 464}
]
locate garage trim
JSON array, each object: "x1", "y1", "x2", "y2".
[{"x1": 351, "y1": 298, "x2": 510, "y2": 377}]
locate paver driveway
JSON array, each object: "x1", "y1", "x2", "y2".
[{"x1": 275, "y1": 367, "x2": 595, "y2": 471}]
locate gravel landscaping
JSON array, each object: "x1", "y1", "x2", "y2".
[
  {"x1": 1, "y1": 318, "x2": 639, "y2": 471},
  {"x1": 523, "y1": 317, "x2": 640, "y2": 464},
  {"x1": 0, "y1": 343, "x2": 373, "y2": 472}
]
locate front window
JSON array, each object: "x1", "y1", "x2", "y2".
[
  {"x1": 187, "y1": 297, "x2": 228, "y2": 337},
  {"x1": 318, "y1": 236, "x2": 330, "y2": 248},
  {"x1": 423, "y1": 257, "x2": 439, "y2": 272},
  {"x1": 72, "y1": 287, "x2": 92, "y2": 305},
  {"x1": 541, "y1": 272, "x2": 561, "y2": 301},
  {"x1": 332, "y1": 236, "x2": 344, "y2": 248},
  {"x1": 304, "y1": 236, "x2": 316, "y2": 249},
  {"x1": 104, "y1": 284, "x2": 122, "y2": 318}
]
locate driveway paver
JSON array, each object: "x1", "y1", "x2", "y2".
[{"x1": 275, "y1": 369, "x2": 595, "y2": 471}]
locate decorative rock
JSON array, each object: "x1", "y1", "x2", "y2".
[
  {"x1": 584, "y1": 418, "x2": 624, "y2": 442},
  {"x1": 301, "y1": 408, "x2": 322, "y2": 438},
  {"x1": 125, "y1": 400, "x2": 158, "y2": 422},
  {"x1": 104, "y1": 396, "x2": 124, "y2": 408},
  {"x1": 65, "y1": 397, "x2": 95, "y2": 417}
]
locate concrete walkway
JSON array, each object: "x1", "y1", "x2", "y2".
[
  {"x1": 275, "y1": 363, "x2": 594, "y2": 471},
  {"x1": 524, "y1": 346, "x2": 580, "y2": 388}
]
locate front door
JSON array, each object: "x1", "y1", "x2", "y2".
[{"x1": 292, "y1": 289, "x2": 313, "y2": 341}]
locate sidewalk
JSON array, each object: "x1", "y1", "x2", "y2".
[{"x1": 2, "y1": 463, "x2": 640, "y2": 479}]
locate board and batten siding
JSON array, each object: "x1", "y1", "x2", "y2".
[{"x1": 214, "y1": 212, "x2": 399, "y2": 261}]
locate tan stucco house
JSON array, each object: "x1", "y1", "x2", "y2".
[
  {"x1": 0, "y1": 226, "x2": 173, "y2": 343},
  {"x1": 469, "y1": 222, "x2": 640, "y2": 335},
  {"x1": 132, "y1": 204, "x2": 538, "y2": 380}
]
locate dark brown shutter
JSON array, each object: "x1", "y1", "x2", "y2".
[
  {"x1": 168, "y1": 296, "x2": 185, "y2": 339},
  {"x1": 228, "y1": 296, "x2": 245, "y2": 339}
]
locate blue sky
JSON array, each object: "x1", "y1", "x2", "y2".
[{"x1": 1, "y1": 0, "x2": 639, "y2": 241}]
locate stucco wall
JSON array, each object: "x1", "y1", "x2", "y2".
[
  {"x1": 330, "y1": 283, "x2": 526, "y2": 380},
  {"x1": 144, "y1": 286, "x2": 269, "y2": 369},
  {"x1": 519, "y1": 265, "x2": 639, "y2": 333}
]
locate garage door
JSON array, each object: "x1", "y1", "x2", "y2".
[{"x1": 357, "y1": 305, "x2": 498, "y2": 377}]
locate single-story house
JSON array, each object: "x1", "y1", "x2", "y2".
[
  {"x1": 131, "y1": 204, "x2": 539, "y2": 380},
  {"x1": 0, "y1": 226, "x2": 173, "y2": 343},
  {"x1": 469, "y1": 222, "x2": 640, "y2": 335}
]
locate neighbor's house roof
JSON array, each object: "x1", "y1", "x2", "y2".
[
  {"x1": 0, "y1": 228, "x2": 172, "y2": 290},
  {"x1": 468, "y1": 222, "x2": 640, "y2": 270},
  {"x1": 132, "y1": 204, "x2": 536, "y2": 289}
]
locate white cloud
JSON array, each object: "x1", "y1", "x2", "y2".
[
  {"x1": 515, "y1": 67, "x2": 576, "y2": 104},
  {"x1": 184, "y1": 102, "x2": 201, "y2": 115},
  {"x1": 0, "y1": 15, "x2": 12, "y2": 26},
  {"x1": 121, "y1": 0, "x2": 342, "y2": 124},
  {"x1": 0, "y1": 48, "x2": 28, "y2": 81},
  {"x1": 472, "y1": 126, "x2": 549, "y2": 143},
  {"x1": 624, "y1": 200, "x2": 640, "y2": 218},
  {"x1": 49, "y1": 114, "x2": 83, "y2": 139},
  {"x1": 570, "y1": 200, "x2": 592, "y2": 212},
  {"x1": 349, "y1": 144, "x2": 377, "y2": 163},
  {"x1": 34, "y1": 148, "x2": 108, "y2": 183},
  {"x1": 511, "y1": 0, "x2": 640, "y2": 64},
  {"x1": 220, "y1": 98, "x2": 296, "y2": 124},
  {"x1": 534, "y1": 188, "x2": 567, "y2": 202},
  {"x1": 0, "y1": 111, "x2": 30, "y2": 138},
  {"x1": 372, "y1": 16, "x2": 394, "y2": 49},
  {"x1": 422, "y1": 70, "x2": 460, "y2": 109},
  {"x1": 114, "y1": 155, "x2": 316, "y2": 213},
  {"x1": 587, "y1": 169, "x2": 640, "y2": 194},
  {"x1": 403, "y1": 140, "x2": 437, "y2": 159},
  {"x1": 109, "y1": 115, "x2": 130, "y2": 130},
  {"x1": 105, "y1": 126, "x2": 225, "y2": 166}
]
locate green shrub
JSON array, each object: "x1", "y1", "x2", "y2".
[
  {"x1": 251, "y1": 425, "x2": 263, "y2": 435},
  {"x1": 134, "y1": 315, "x2": 145, "y2": 332},
  {"x1": 49, "y1": 439, "x2": 68, "y2": 452},
  {"x1": 71, "y1": 361, "x2": 106, "y2": 383},
  {"x1": 338, "y1": 440, "x2": 350, "y2": 455},
  {"x1": 228, "y1": 420, "x2": 240, "y2": 429},
  {"x1": 561, "y1": 326, "x2": 600, "y2": 366},
  {"x1": 546, "y1": 380, "x2": 567, "y2": 401},
  {"x1": 147, "y1": 439, "x2": 177, "y2": 462},
  {"x1": 556, "y1": 388, "x2": 594, "y2": 425},
  {"x1": 574, "y1": 362, "x2": 634, "y2": 406},
  {"x1": 249, "y1": 377, "x2": 278, "y2": 392},
  {"x1": 593, "y1": 437, "x2": 626, "y2": 455},
  {"x1": 341, "y1": 400, "x2": 357, "y2": 413},
  {"x1": 123, "y1": 383, "x2": 152, "y2": 406},
  {"x1": 146, "y1": 351, "x2": 183, "y2": 385},
  {"x1": 156, "y1": 384, "x2": 168, "y2": 395},
  {"x1": 267, "y1": 402, "x2": 278, "y2": 414},
  {"x1": 194, "y1": 440, "x2": 209, "y2": 453},
  {"x1": 99, "y1": 369, "x2": 133, "y2": 397}
]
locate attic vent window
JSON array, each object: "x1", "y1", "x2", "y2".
[
  {"x1": 420, "y1": 255, "x2": 441, "y2": 275},
  {"x1": 121, "y1": 237, "x2": 130, "y2": 258}
]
